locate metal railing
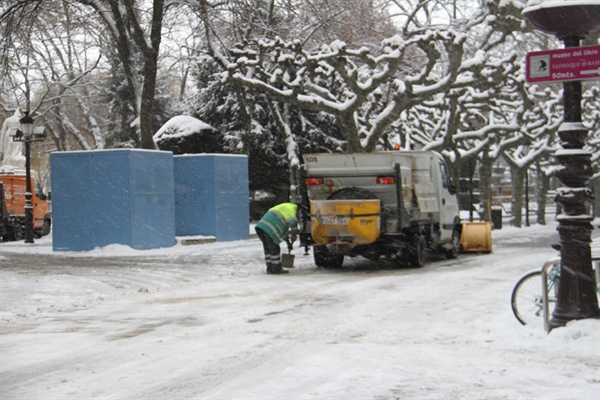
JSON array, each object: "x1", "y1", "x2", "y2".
[
  {"x1": 542, "y1": 255, "x2": 600, "y2": 333},
  {"x1": 541, "y1": 257, "x2": 560, "y2": 334}
]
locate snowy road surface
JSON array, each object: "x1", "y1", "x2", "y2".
[{"x1": 1, "y1": 221, "x2": 599, "y2": 399}]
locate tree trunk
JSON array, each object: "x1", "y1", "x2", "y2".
[
  {"x1": 536, "y1": 165, "x2": 550, "y2": 225},
  {"x1": 133, "y1": 0, "x2": 164, "y2": 149},
  {"x1": 235, "y1": 83, "x2": 252, "y2": 155},
  {"x1": 337, "y1": 112, "x2": 361, "y2": 152},
  {"x1": 139, "y1": 65, "x2": 158, "y2": 149},
  {"x1": 106, "y1": 0, "x2": 141, "y2": 146},
  {"x1": 478, "y1": 152, "x2": 493, "y2": 222},
  {"x1": 510, "y1": 166, "x2": 524, "y2": 227},
  {"x1": 50, "y1": 96, "x2": 70, "y2": 151}
]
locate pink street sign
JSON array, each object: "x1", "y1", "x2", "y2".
[{"x1": 526, "y1": 44, "x2": 600, "y2": 83}]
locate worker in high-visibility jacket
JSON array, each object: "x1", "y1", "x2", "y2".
[{"x1": 255, "y1": 202, "x2": 298, "y2": 274}]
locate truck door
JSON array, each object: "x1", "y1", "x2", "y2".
[
  {"x1": 437, "y1": 158, "x2": 459, "y2": 241},
  {"x1": 32, "y1": 178, "x2": 50, "y2": 230}
]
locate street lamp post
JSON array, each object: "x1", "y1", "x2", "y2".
[
  {"x1": 523, "y1": 1, "x2": 600, "y2": 330},
  {"x1": 9, "y1": 111, "x2": 46, "y2": 244}
]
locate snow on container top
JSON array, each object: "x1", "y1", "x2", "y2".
[{"x1": 304, "y1": 152, "x2": 412, "y2": 176}]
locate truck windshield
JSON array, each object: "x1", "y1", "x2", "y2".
[{"x1": 34, "y1": 180, "x2": 44, "y2": 198}]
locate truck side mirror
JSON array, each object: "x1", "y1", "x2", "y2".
[{"x1": 448, "y1": 184, "x2": 457, "y2": 195}]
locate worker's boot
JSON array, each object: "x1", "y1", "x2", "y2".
[{"x1": 267, "y1": 262, "x2": 288, "y2": 274}]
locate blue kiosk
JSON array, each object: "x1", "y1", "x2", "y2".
[
  {"x1": 174, "y1": 154, "x2": 249, "y2": 241},
  {"x1": 51, "y1": 149, "x2": 176, "y2": 251},
  {"x1": 51, "y1": 150, "x2": 248, "y2": 251}
]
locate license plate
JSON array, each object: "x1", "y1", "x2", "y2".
[{"x1": 320, "y1": 216, "x2": 348, "y2": 225}]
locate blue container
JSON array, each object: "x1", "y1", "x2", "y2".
[
  {"x1": 51, "y1": 149, "x2": 176, "y2": 251},
  {"x1": 174, "y1": 154, "x2": 249, "y2": 241}
]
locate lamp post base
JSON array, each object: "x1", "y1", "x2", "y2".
[
  {"x1": 550, "y1": 124, "x2": 600, "y2": 329},
  {"x1": 549, "y1": 221, "x2": 600, "y2": 330}
]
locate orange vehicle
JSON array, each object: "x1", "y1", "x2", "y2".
[{"x1": 0, "y1": 168, "x2": 51, "y2": 241}]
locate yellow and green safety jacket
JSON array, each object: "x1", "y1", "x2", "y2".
[{"x1": 255, "y1": 202, "x2": 298, "y2": 244}]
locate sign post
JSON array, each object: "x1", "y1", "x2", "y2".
[{"x1": 526, "y1": 44, "x2": 600, "y2": 83}]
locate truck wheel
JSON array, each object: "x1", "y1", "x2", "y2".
[
  {"x1": 41, "y1": 218, "x2": 51, "y2": 236},
  {"x1": 5, "y1": 223, "x2": 24, "y2": 242},
  {"x1": 313, "y1": 245, "x2": 344, "y2": 269},
  {"x1": 407, "y1": 235, "x2": 426, "y2": 268},
  {"x1": 445, "y1": 229, "x2": 461, "y2": 259}
]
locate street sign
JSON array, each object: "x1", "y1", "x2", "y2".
[{"x1": 526, "y1": 44, "x2": 600, "y2": 83}]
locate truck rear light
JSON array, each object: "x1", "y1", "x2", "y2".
[
  {"x1": 376, "y1": 177, "x2": 395, "y2": 185},
  {"x1": 305, "y1": 178, "x2": 323, "y2": 186}
]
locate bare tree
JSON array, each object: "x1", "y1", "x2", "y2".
[
  {"x1": 1, "y1": 1, "x2": 109, "y2": 151},
  {"x1": 73, "y1": 0, "x2": 164, "y2": 149}
]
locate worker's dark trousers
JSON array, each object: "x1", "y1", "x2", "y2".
[{"x1": 256, "y1": 227, "x2": 282, "y2": 272}]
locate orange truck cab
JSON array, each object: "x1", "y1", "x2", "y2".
[{"x1": 0, "y1": 168, "x2": 51, "y2": 241}]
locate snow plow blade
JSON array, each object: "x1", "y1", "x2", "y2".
[
  {"x1": 310, "y1": 199, "x2": 380, "y2": 245},
  {"x1": 460, "y1": 222, "x2": 492, "y2": 253}
]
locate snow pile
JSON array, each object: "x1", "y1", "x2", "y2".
[
  {"x1": 1, "y1": 221, "x2": 599, "y2": 399},
  {"x1": 153, "y1": 115, "x2": 215, "y2": 142}
]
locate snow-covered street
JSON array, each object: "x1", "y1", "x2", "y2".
[{"x1": 1, "y1": 221, "x2": 599, "y2": 399}]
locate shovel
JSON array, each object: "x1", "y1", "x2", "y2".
[{"x1": 282, "y1": 239, "x2": 295, "y2": 268}]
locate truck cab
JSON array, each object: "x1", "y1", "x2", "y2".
[{"x1": 0, "y1": 167, "x2": 51, "y2": 241}]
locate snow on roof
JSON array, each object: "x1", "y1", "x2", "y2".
[
  {"x1": 524, "y1": 0, "x2": 600, "y2": 10},
  {"x1": 153, "y1": 115, "x2": 215, "y2": 141},
  {"x1": 49, "y1": 149, "x2": 169, "y2": 155},
  {"x1": 174, "y1": 153, "x2": 247, "y2": 158},
  {"x1": 0, "y1": 165, "x2": 26, "y2": 174}
]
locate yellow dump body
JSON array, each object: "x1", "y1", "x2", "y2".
[
  {"x1": 310, "y1": 199, "x2": 380, "y2": 245},
  {"x1": 460, "y1": 222, "x2": 492, "y2": 253}
]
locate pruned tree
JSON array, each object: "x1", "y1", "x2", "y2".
[
  {"x1": 183, "y1": 0, "x2": 395, "y2": 203},
  {"x1": 221, "y1": 0, "x2": 538, "y2": 160}
]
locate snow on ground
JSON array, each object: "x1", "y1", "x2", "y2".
[{"x1": 1, "y1": 220, "x2": 599, "y2": 399}]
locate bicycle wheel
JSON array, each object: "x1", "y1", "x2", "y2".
[{"x1": 511, "y1": 270, "x2": 557, "y2": 326}]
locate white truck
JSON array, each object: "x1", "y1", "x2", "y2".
[{"x1": 297, "y1": 151, "x2": 461, "y2": 268}]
